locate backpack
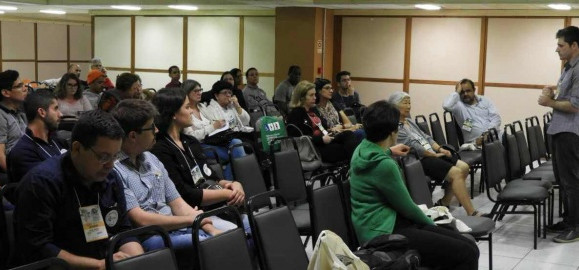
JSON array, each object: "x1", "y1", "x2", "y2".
[{"x1": 353, "y1": 234, "x2": 421, "y2": 270}]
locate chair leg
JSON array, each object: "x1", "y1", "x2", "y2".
[
  {"x1": 488, "y1": 233, "x2": 493, "y2": 270},
  {"x1": 533, "y1": 205, "x2": 538, "y2": 250},
  {"x1": 543, "y1": 200, "x2": 547, "y2": 239}
]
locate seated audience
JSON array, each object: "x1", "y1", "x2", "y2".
[
  {"x1": 229, "y1": 68, "x2": 249, "y2": 111},
  {"x1": 41, "y1": 64, "x2": 87, "y2": 90},
  {"x1": 200, "y1": 71, "x2": 247, "y2": 110},
  {"x1": 332, "y1": 70, "x2": 363, "y2": 122},
  {"x1": 150, "y1": 88, "x2": 250, "y2": 230},
  {"x1": 91, "y1": 57, "x2": 114, "y2": 90},
  {"x1": 203, "y1": 80, "x2": 251, "y2": 133},
  {"x1": 287, "y1": 80, "x2": 359, "y2": 163},
  {"x1": 443, "y1": 78, "x2": 502, "y2": 145},
  {"x1": 389, "y1": 91, "x2": 487, "y2": 217},
  {"x1": 350, "y1": 100, "x2": 479, "y2": 270},
  {"x1": 111, "y1": 99, "x2": 233, "y2": 267},
  {"x1": 98, "y1": 73, "x2": 142, "y2": 112},
  {"x1": 14, "y1": 110, "x2": 143, "y2": 268},
  {"x1": 0, "y1": 70, "x2": 28, "y2": 185},
  {"x1": 273, "y1": 65, "x2": 301, "y2": 116},
  {"x1": 166, "y1": 65, "x2": 182, "y2": 88},
  {"x1": 314, "y1": 78, "x2": 364, "y2": 140},
  {"x1": 55, "y1": 73, "x2": 92, "y2": 117},
  {"x1": 8, "y1": 90, "x2": 66, "y2": 188},
  {"x1": 242, "y1": 67, "x2": 276, "y2": 114},
  {"x1": 182, "y1": 80, "x2": 246, "y2": 180},
  {"x1": 84, "y1": 69, "x2": 106, "y2": 109}
]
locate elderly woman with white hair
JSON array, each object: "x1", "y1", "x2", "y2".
[{"x1": 388, "y1": 91, "x2": 488, "y2": 217}]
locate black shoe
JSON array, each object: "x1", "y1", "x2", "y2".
[
  {"x1": 547, "y1": 221, "x2": 571, "y2": 233},
  {"x1": 553, "y1": 229, "x2": 579, "y2": 243}
]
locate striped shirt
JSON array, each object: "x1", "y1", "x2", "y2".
[
  {"x1": 548, "y1": 56, "x2": 579, "y2": 136},
  {"x1": 114, "y1": 151, "x2": 181, "y2": 216}
]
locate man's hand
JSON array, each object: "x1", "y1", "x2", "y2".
[
  {"x1": 455, "y1": 82, "x2": 462, "y2": 93},
  {"x1": 542, "y1": 86, "x2": 556, "y2": 98},
  {"x1": 389, "y1": 144, "x2": 410, "y2": 156},
  {"x1": 438, "y1": 148, "x2": 452, "y2": 158},
  {"x1": 231, "y1": 96, "x2": 240, "y2": 108},
  {"x1": 224, "y1": 181, "x2": 245, "y2": 206},
  {"x1": 538, "y1": 93, "x2": 554, "y2": 107}
]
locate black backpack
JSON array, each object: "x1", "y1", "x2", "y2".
[{"x1": 354, "y1": 234, "x2": 420, "y2": 270}]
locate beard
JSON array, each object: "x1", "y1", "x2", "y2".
[{"x1": 44, "y1": 118, "x2": 59, "y2": 132}]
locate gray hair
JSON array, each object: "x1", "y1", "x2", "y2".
[
  {"x1": 91, "y1": 58, "x2": 102, "y2": 65},
  {"x1": 387, "y1": 91, "x2": 410, "y2": 105}
]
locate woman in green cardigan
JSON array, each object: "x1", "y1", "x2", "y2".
[{"x1": 350, "y1": 100, "x2": 479, "y2": 270}]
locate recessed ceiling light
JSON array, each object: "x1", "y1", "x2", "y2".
[
  {"x1": 0, "y1": 11, "x2": 6, "y2": 14},
  {"x1": 0, "y1": 6, "x2": 17, "y2": 11},
  {"x1": 415, "y1": 4, "x2": 441, "y2": 10},
  {"x1": 548, "y1": 4, "x2": 571, "y2": 10},
  {"x1": 39, "y1": 9, "x2": 66, "y2": 15},
  {"x1": 168, "y1": 5, "x2": 198, "y2": 11},
  {"x1": 111, "y1": 5, "x2": 142, "y2": 11}
]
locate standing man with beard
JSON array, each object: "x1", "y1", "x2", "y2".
[
  {"x1": 539, "y1": 26, "x2": 579, "y2": 243},
  {"x1": 273, "y1": 65, "x2": 301, "y2": 116},
  {"x1": 443, "y1": 78, "x2": 501, "y2": 146},
  {"x1": 8, "y1": 90, "x2": 66, "y2": 187}
]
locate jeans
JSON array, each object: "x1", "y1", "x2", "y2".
[
  {"x1": 142, "y1": 214, "x2": 251, "y2": 251},
  {"x1": 202, "y1": 138, "x2": 246, "y2": 180}
]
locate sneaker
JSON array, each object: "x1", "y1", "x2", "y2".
[
  {"x1": 547, "y1": 221, "x2": 571, "y2": 233},
  {"x1": 553, "y1": 229, "x2": 579, "y2": 243}
]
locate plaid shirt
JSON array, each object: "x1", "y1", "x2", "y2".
[{"x1": 114, "y1": 151, "x2": 180, "y2": 216}]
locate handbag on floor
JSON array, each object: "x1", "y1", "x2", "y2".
[{"x1": 308, "y1": 230, "x2": 369, "y2": 270}]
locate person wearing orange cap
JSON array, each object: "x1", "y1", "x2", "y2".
[{"x1": 84, "y1": 69, "x2": 106, "y2": 109}]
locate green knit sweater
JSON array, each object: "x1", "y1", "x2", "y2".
[{"x1": 350, "y1": 139, "x2": 435, "y2": 244}]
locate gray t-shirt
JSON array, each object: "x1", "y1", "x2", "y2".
[
  {"x1": 0, "y1": 104, "x2": 27, "y2": 154},
  {"x1": 83, "y1": 91, "x2": 101, "y2": 110}
]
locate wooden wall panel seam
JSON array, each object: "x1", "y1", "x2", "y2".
[
  {"x1": 130, "y1": 16, "x2": 135, "y2": 74},
  {"x1": 182, "y1": 16, "x2": 188, "y2": 81},
  {"x1": 478, "y1": 17, "x2": 488, "y2": 95},
  {"x1": 34, "y1": 23, "x2": 38, "y2": 81},
  {"x1": 402, "y1": 17, "x2": 412, "y2": 92}
]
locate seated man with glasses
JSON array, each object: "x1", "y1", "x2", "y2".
[
  {"x1": 14, "y1": 110, "x2": 144, "y2": 269},
  {"x1": 0, "y1": 70, "x2": 28, "y2": 186}
]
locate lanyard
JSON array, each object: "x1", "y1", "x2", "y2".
[
  {"x1": 73, "y1": 187, "x2": 99, "y2": 208},
  {"x1": 164, "y1": 136, "x2": 200, "y2": 175},
  {"x1": 24, "y1": 134, "x2": 61, "y2": 158}
]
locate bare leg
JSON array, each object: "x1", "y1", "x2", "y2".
[{"x1": 445, "y1": 166, "x2": 476, "y2": 215}]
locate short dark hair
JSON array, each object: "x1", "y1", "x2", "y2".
[
  {"x1": 211, "y1": 80, "x2": 232, "y2": 97},
  {"x1": 151, "y1": 88, "x2": 186, "y2": 135},
  {"x1": 220, "y1": 71, "x2": 232, "y2": 81},
  {"x1": 111, "y1": 99, "x2": 158, "y2": 137},
  {"x1": 181, "y1": 79, "x2": 201, "y2": 95},
  {"x1": 0, "y1": 70, "x2": 19, "y2": 102},
  {"x1": 245, "y1": 67, "x2": 257, "y2": 78},
  {"x1": 55, "y1": 73, "x2": 82, "y2": 100},
  {"x1": 362, "y1": 100, "x2": 400, "y2": 143},
  {"x1": 24, "y1": 89, "x2": 56, "y2": 122},
  {"x1": 459, "y1": 78, "x2": 476, "y2": 91},
  {"x1": 229, "y1": 68, "x2": 241, "y2": 76},
  {"x1": 288, "y1": 65, "x2": 300, "y2": 75},
  {"x1": 335, "y1": 71, "x2": 351, "y2": 83},
  {"x1": 557, "y1": 26, "x2": 579, "y2": 47},
  {"x1": 168, "y1": 65, "x2": 179, "y2": 74},
  {"x1": 116, "y1": 73, "x2": 141, "y2": 92},
  {"x1": 71, "y1": 110, "x2": 125, "y2": 148}
]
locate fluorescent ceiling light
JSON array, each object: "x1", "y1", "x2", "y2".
[
  {"x1": 415, "y1": 4, "x2": 441, "y2": 10},
  {"x1": 0, "y1": 11, "x2": 6, "y2": 14},
  {"x1": 548, "y1": 4, "x2": 571, "y2": 10},
  {"x1": 0, "y1": 6, "x2": 17, "y2": 11},
  {"x1": 111, "y1": 5, "x2": 142, "y2": 11},
  {"x1": 168, "y1": 5, "x2": 198, "y2": 11},
  {"x1": 39, "y1": 9, "x2": 66, "y2": 15}
]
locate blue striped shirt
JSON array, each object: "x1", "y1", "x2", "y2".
[
  {"x1": 548, "y1": 56, "x2": 579, "y2": 136},
  {"x1": 114, "y1": 151, "x2": 181, "y2": 216}
]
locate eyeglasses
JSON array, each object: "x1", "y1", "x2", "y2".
[
  {"x1": 139, "y1": 122, "x2": 156, "y2": 133},
  {"x1": 89, "y1": 147, "x2": 121, "y2": 164},
  {"x1": 67, "y1": 83, "x2": 79, "y2": 88},
  {"x1": 219, "y1": 90, "x2": 232, "y2": 95},
  {"x1": 192, "y1": 88, "x2": 203, "y2": 93},
  {"x1": 398, "y1": 122, "x2": 404, "y2": 129}
]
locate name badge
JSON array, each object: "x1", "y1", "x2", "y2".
[
  {"x1": 462, "y1": 119, "x2": 473, "y2": 132},
  {"x1": 203, "y1": 164, "x2": 212, "y2": 176},
  {"x1": 417, "y1": 136, "x2": 433, "y2": 152},
  {"x1": 191, "y1": 165, "x2": 205, "y2": 186},
  {"x1": 79, "y1": 205, "x2": 108, "y2": 243}
]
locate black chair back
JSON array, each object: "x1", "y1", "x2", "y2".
[
  {"x1": 543, "y1": 112, "x2": 552, "y2": 156},
  {"x1": 429, "y1": 112, "x2": 447, "y2": 145},
  {"x1": 107, "y1": 226, "x2": 178, "y2": 270},
  {"x1": 482, "y1": 139, "x2": 508, "y2": 189},
  {"x1": 414, "y1": 115, "x2": 431, "y2": 136},
  {"x1": 443, "y1": 111, "x2": 462, "y2": 150},
  {"x1": 335, "y1": 179, "x2": 359, "y2": 249},
  {"x1": 192, "y1": 206, "x2": 254, "y2": 270},
  {"x1": 526, "y1": 116, "x2": 548, "y2": 163},
  {"x1": 400, "y1": 156, "x2": 434, "y2": 208},
  {"x1": 513, "y1": 121, "x2": 532, "y2": 169},
  {"x1": 202, "y1": 146, "x2": 225, "y2": 179},
  {"x1": 247, "y1": 191, "x2": 309, "y2": 270},
  {"x1": 308, "y1": 179, "x2": 351, "y2": 247},
  {"x1": 230, "y1": 142, "x2": 268, "y2": 207},
  {"x1": 503, "y1": 124, "x2": 524, "y2": 180},
  {"x1": 270, "y1": 138, "x2": 307, "y2": 204},
  {"x1": 8, "y1": 258, "x2": 70, "y2": 270}
]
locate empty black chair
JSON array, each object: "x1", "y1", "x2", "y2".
[
  {"x1": 525, "y1": 116, "x2": 551, "y2": 169},
  {"x1": 270, "y1": 138, "x2": 312, "y2": 245},
  {"x1": 106, "y1": 225, "x2": 178, "y2": 270},
  {"x1": 400, "y1": 155, "x2": 495, "y2": 269},
  {"x1": 335, "y1": 179, "x2": 360, "y2": 249},
  {"x1": 308, "y1": 178, "x2": 354, "y2": 250},
  {"x1": 247, "y1": 191, "x2": 309, "y2": 270},
  {"x1": 482, "y1": 137, "x2": 549, "y2": 249},
  {"x1": 192, "y1": 206, "x2": 254, "y2": 270},
  {"x1": 414, "y1": 115, "x2": 431, "y2": 136},
  {"x1": 429, "y1": 112, "x2": 447, "y2": 145},
  {"x1": 229, "y1": 142, "x2": 269, "y2": 207},
  {"x1": 8, "y1": 258, "x2": 70, "y2": 270},
  {"x1": 513, "y1": 121, "x2": 554, "y2": 181}
]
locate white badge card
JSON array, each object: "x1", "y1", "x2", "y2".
[
  {"x1": 203, "y1": 164, "x2": 212, "y2": 176},
  {"x1": 79, "y1": 205, "x2": 108, "y2": 243},
  {"x1": 417, "y1": 137, "x2": 433, "y2": 152},
  {"x1": 191, "y1": 165, "x2": 205, "y2": 186},
  {"x1": 462, "y1": 119, "x2": 473, "y2": 132}
]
